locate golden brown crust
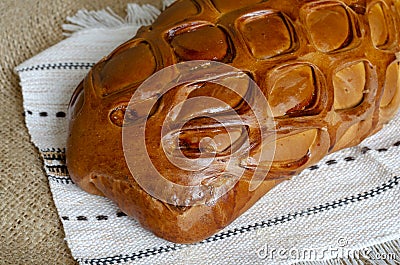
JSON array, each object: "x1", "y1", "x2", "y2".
[{"x1": 67, "y1": 0, "x2": 400, "y2": 243}]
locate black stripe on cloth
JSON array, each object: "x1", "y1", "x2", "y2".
[
  {"x1": 41, "y1": 148, "x2": 66, "y2": 153},
  {"x1": 116, "y1": 212, "x2": 127, "y2": 217},
  {"x1": 42, "y1": 152, "x2": 66, "y2": 162},
  {"x1": 25, "y1": 111, "x2": 67, "y2": 118},
  {"x1": 47, "y1": 175, "x2": 74, "y2": 184},
  {"x1": 41, "y1": 154, "x2": 361, "y2": 185},
  {"x1": 361, "y1": 147, "x2": 371, "y2": 154},
  {"x1": 75, "y1": 175, "x2": 400, "y2": 265},
  {"x1": 16, "y1": 62, "x2": 95, "y2": 73},
  {"x1": 306, "y1": 140, "x2": 399, "y2": 170},
  {"x1": 41, "y1": 137, "x2": 400, "y2": 184},
  {"x1": 60, "y1": 212, "x2": 126, "y2": 223},
  {"x1": 38, "y1": 140, "x2": 399, "y2": 183},
  {"x1": 45, "y1": 164, "x2": 69, "y2": 175},
  {"x1": 56, "y1": 112, "x2": 67, "y2": 117}
]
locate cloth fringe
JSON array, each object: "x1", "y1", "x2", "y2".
[
  {"x1": 126, "y1": 3, "x2": 160, "y2": 26},
  {"x1": 162, "y1": 0, "x2": 176, "y2": 10},
  {"x1": 296, "y1": 238, "x2": 400, "y2": 265},
  {"x1": 62, "y1": 0, "x2": 176, "y2": 36}
]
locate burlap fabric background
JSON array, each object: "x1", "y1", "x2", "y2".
[{"x1": 0, "y1": 1, "x2": 159, "y2": 264}]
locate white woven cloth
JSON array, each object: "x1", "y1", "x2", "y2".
[{"x1": 15, "y1": 2, "x2": 400, "y2": 265}]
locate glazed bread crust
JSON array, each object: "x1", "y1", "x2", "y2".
[{"x1": 67, "y1": 0, "x2": 400, "y2": 243}]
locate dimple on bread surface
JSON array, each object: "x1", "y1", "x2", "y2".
[{"x1": 67, "y1": 0, "x2": 400, "y2": 243}]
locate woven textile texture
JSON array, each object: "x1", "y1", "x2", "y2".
[
  {"x1": 5, "y1": 0, "x2": 400, "y2": 264},
  {"x1": 0, "y1": 1, "x2": 157, "y2": 264}
]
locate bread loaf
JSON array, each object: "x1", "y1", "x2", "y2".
[{"x1": 66, "y1": 0, "x2": 400, "y2": 243}]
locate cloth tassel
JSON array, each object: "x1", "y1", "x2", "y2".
[
  {"x1": 125, "y1": 3, "x2": 161, "y2": 26},
  {"x1": 162, "y1": 0, "x2": 177, "y2": 10},
  {"x1": 62, "y1": 0, "x2": 175, "y2": 36}
]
